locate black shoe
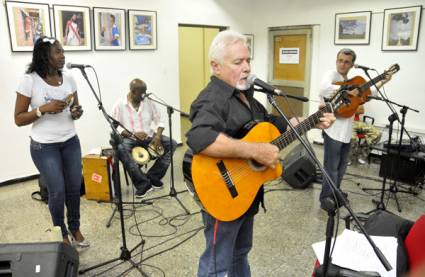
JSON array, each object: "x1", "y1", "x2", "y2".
[
  {"x1": 136, "y1": 183, "x2": 153, "y2": 198},
  {"x1": 150, "y1": 179, "x2": 163, "y2": 190}
]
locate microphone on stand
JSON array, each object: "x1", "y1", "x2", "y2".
[
  {"x1": 141, "y1": 93, "x2": 152, "y2": 100},
  {"x1": 66, "y1": 63, "x2": 92, "y2": 70},
  {"x1": 248, "y1": 74, "x2": 309, "y2": 102},
  {"x1": 354, "y1": 64, "x2": 375, "y2": 71},
  {"x1": 247, "y1": 74, "x2": 284, "y2": 96}
]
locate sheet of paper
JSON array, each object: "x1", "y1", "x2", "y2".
[{"x1": 312, "y1": 229, "x2": 397, "y2": 277}]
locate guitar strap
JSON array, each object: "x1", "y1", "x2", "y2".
[{"x1": 259, "y1": 186, "x2": 266, "y2": 213}]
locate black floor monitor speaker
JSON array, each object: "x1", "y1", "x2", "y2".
[
  {"x1": 282, "y1": 143, "x2": 316, "y2": 189},
  {"x1": 0, "y1": 242, "x2": 79, "y2": 277},
  {"x1": 379, "y1": 153, "x2": 425, "y2": 185}
]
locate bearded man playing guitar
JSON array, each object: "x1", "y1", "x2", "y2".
[
  {"x1": 318, "y1": 48, "x2": 393, "y2": 210},
  {"x1": 186, "y1": 30, "x2": 335, "y2": 277}
]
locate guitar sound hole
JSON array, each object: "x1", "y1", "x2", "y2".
[{"x1": 248, "y1": 160, "x2": 266, "y2": 172}]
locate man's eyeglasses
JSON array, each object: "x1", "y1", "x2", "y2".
[{"x1": 337, "y1": 59, "x2": 353, "y2": 65}]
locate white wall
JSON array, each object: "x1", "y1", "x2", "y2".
[
  {"x1": 2, "y1": 0, "x2": 424, "y2": 181},
  {"x1": 249, "y1": 0, "x2": 425, "y2": 140},
  {"x1": 0, "y1": 0, "x2": 252, "y2": 182}
]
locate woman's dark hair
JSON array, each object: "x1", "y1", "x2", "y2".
[{"x1": 26, "y1": 36, "x2": 62, "y2": 78}]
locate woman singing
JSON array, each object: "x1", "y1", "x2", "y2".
[{"x1": 14, "y1": 36, "x2": 89, "y2": 247}]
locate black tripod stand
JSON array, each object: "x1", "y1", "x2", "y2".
[
  {"x1": 362, "y1": 97, "x2": 419, "y2": 212},
  {"x1": 138, "y1": 95, "x2": 191, "y2": 215},
  {"x1": 73, "y1": 67, "x2": 147, "y2": 276},
  {"x1": 362, "y1": 112, "x2": 397, "y2": 211}
]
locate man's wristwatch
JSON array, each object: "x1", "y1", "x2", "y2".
[{"x1": 36, "y1": 107, "x2": 43, "y2": 118}]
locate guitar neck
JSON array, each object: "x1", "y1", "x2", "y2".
[
  {"x1": 272, "y1": 104, "x2": 330, "y2": 151},
  {"x1": 359, "y1": 74, "x2": 385, "y2": 93}
]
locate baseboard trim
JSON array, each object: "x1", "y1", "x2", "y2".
[
  {"x1": 0, "y1": 174, "x2": 39, "y2": 187},
  {"x1": 1, "y1": 144, "x2": 185, "y2": 187}
]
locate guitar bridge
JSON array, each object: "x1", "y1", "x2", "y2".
[{"x1": 217, "y1": 160, "x2": 238, "y2": 198}]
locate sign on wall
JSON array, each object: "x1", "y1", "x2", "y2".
[{"x1": 279, "y1": 48, "x2": 300, "y2": 64}]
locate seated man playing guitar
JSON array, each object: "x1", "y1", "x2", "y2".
[
  {"x1": 319, "y1": 48, "x2": 394, "y2": 209},
  {"x1": 186, "y1": 30, "x2": 335, "y2": 277}
]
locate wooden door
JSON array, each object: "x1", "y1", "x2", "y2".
[
  {"x1": 178, "y1": 26, "x2": 220, "y2": 144},
  {"x1": 269, "y1": 28, "x2": 312, "y2": 117}
]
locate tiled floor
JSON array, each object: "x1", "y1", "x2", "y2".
[{"x1": 1, "y1": 143, "x2": 424, "y2": 276}]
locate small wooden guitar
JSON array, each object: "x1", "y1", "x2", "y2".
[
  {"x1": 183, "y1": 96, "x2": 346, "y2": 221},
  {"x1": 334, "y1": 64, "x2": 399, "y2": 118}
]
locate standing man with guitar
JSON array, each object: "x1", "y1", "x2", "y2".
[
  {"x1": 186, "y1": 30, "x2": 335, "y2": 277},
  {"x1": 319, "y1": 48, "x2": 392, "y2": 209}
]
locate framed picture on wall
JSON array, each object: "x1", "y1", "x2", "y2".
[
  {"x1": 382, "y1": 5, "x2": 422, "y2": 51},
  {"x1": 128, "y1": 9, "x2": 157, "y2": 50},
  {"x1": 93, "y1": 7, "x2": 126, "y2": 50},
  {"x1": 244, "y1": 34, "x2": 254, "y2": 60},
  {"x1": 334, "y1": 11, "x2": 371, "y2": 45},
  {"x1": 5, "y1": 1, "x2": 52, "y2": 52},
  {"x1": 53, "y1": 4, "x2": 92, "y2": 51}
]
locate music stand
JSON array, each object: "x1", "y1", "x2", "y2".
[
  {"x1": 73, "y1": 67, "x2": 148, "y2": 276},
  {"x1": 139, "y1": 94, "x2": 191, "y2": 215}
]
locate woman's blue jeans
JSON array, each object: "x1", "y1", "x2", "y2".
[{"x1": 30, "y1": 135, "x2": 82, "y2": 237}]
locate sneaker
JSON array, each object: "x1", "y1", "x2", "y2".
[
  {"x1": 358, "y1": 158, "x2": 367, "y2": 164},
  {"x1": 151, "y1": 179, "x2": 164, "y2": 190},
  {"x1": 347, "y1": 160, "x2": 352, "y2": 166},
  {"x1": 69, "y1": 230, "x2": 90, "y2": 248},
  {"x1": 136, "y1": 184, "x2": 153, "y2": 198}
]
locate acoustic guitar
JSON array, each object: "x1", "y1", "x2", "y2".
[
  {"x1": 183, "y1": 96, "x2": 346, "y2": 221},
  {"x1": 333, "y1": 64, "x2": 399, "y2": 118}
]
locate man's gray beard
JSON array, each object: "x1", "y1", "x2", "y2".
[{"x1": 236, "y1": 82, "x2": 250, "y2": 91}]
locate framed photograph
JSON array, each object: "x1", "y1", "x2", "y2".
[
  {"x1": 382, "y1": 5, "x2": 422, "y2": 51},
  {"x1": 128, "y1": 9, "x2": 157, "y2": 50},
  {"x1": 53, "y1": 4, "x2": 92, "y2": 51},
  {"x1": 334, "y1": 11, "x2": 371, "y2": 45},
  {"x1": 5, "y1": 1, "x2": 52, "y2": 52},
  {"x1": 244, "y1": 34, "x2": 254, "y2": 60},
  {"x1": 93, "y1": 7, "x2": 126, "y2": 50}
]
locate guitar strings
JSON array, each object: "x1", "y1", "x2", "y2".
[{"x1": 222, "y1": 104, "x2": 331, "y2": 183}]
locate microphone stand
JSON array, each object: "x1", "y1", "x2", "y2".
[
  {"x1": 266, "y1": 95, "x2": 392, "y2": 276},
  {"x1": 254, "y1": 87, "x2": 309, "y2": 102},
  {"x1": 362, "y1": 69, "x2": 414, "y2": 141},
  {"x1": 364, "y1": 96, "x2": 419, "y2": 212},
  {"x1": 139, "y1": 94, "x2": 191, "y2": 215},
  {"x1": 74, "y1": 68, "x2": 148, "y2": 276}
]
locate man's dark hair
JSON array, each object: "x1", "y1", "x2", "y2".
[
  {"x1": 110, "y1": 14, "x2": 115, "y2": 22},
  {"x1": 26, "y1": 36, "x2": 62, "y2": 78},
  {"x1": 337, "y1": 48, "x2": 356, "y2": 63},
  {"x1": 130, "y1": 79, "x2": 147, "y2": 93}
]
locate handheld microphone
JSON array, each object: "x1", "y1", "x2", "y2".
[
  {"x1": 354, "y1": 64, "x2": 375, "y2": 71},
  {"x1": 247, "y1": 74, "x2": 283, "y2": 96},
  {"x1": 141, "y1": 93, "x2": 152, "y2": 100},
  {"x1": 66, "y1": 63, "x2": 92, "y2": 70}
]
